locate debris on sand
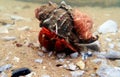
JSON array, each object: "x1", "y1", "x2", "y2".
[
  {"x1": 70, "y1": 70, "x2": 84, "y2": 77},
  {"x1": 76, "y1": 60, "x2": 85, "y2": 70},
  {"x1": 98, "y1": 20, "x2": 118, "y2": 34},
  {"x1": 1, "y1": 36, "x2": 16, "y2": 41},
  {"x1": 0, "y1": 64, "x2": 12, "y2": 73}
]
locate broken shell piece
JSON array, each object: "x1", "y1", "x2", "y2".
[{"x1": 76, "y1": 60, "x2": 85, "y2": 70}]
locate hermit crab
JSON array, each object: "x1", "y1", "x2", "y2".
[{"x1": 35, "y1": 1, "x2": 99, "y2": 54}]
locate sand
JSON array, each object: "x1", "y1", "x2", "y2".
[{"x1": 0, "y1": 0, "x2": 120, "y2": 77}]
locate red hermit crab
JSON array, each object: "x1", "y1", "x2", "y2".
[{"x1": 35, "y1": 1, "x2": 98, "y2": 54}]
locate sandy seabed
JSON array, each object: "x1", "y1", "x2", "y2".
[{"x1": 0, "y1": 0, "x2": 120, "y2": 77}]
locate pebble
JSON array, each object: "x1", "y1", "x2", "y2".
[
  {"x1": 91, "y1": 58, "x2": 107, "y2": 64},
  {"x1": 70, "y1": 70, "x2": 84, "y2": 77},
  {"x1": 48, "y1": 51, "x2": 53, "y2": 57},
  {"x1": 105, "y1": 50, "x2": 120, "y2": 59},
  {"x1": 0, "y1": 72, "x2": 8, "y2": 77},
  {"x1": 0, "y1": 64, "x2": 12, "y2": 73},
  {"x1": 1, "y1": 36, "x2": 16, "y2": 41},
  {"x1": 117, "y1": 43, "x2": 120, "y2": 47},
  {"x1": 35, "y1": 59, "x2": 43, "y2": 64},
  {"x1": 76, "y1": 60, "x2": 85, "y2": 70},
  {"x1": 38, "y1": 52, "x2": 44, "y2": 57},
  {"x1": 13, "y1": 56, "x2": 20, "y2": 62},
  {"x1": 105, "y1": 38, "x2": 112, "y2": 42},
  {"x1": 0, "y1": 27, "x2": 9, "y2": 33},
  {"x1": 97, "y1": 64, "x2": 120, "y2": 77},
  {"x1": 10, "y1": 15, "x2": 24, "y2": 21},
  {"x1": 11, "y1": 67, "x2": 31, "y2": 77},
  {"x1": 68, "y1": 63, "x2": 77, "y2": 71},
  {"x1": 108, "y1": 43, "x2": 114, "y2": 49},
  {"x1": 70, "y1": 52, "x2": 79, "y2": 58},
  {"x1": 98, "y1": 20, "x2": 118, "y2": 34},
  {"x1": 57, "y1": 53, "x2": 66, "y2": 59},
  {"x1": 41, "y1": 74, "x2": 50, "y2": 77},
  {"x1": 17, "y1": 26, "x2": 30, "y2": 31}
]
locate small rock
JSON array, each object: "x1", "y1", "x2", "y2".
[
  {"x1": 117, "y1": 43, "x2": 120, "y2": 47},
  {"x1": 97, "y1": 64, "x2": 120, "y2": 77},
  {"x1": 35, "y1": 59, "x2": 43, "y2": 64},
  {"x1": 105, "y1": 50, "x2": 120, "y2": 59},
  {"x1": 105, "y1": 38, "x2": 112, "y2": 42},
  {"x1": 1, "y1": 36, "x2": 16, "y2": 41},
  {"x1": 11, "y1": 67, "x2": 31, "y2": 77},
  {"x1": 48, "y1": 51, "x2": 53, "y2": 57},
  {"x1": 58, "y1": 59, "x2": 65, "y2": 63},
  {"x1": 68, "y1": 63, "x2": 77, "y2": 71},
  {"x1": 0, "y1": 72, "x2": 8, "y2": 77},
  {"x1": 17, "y1": 26, "x2": 30, "y2": 31},
  {"x1": 108, "y1": 43, "x2": 114, "y2": 49},
  {"x1": 91, "y1": 58, "x2": 107, "y2": 64},
  {"x1": 41, "y1": 47, "x2": 47, "y2": 52},
  {"x1": 57, "y1": 53, "x2": 66, "y2": 59},
  {"x1": 63, "y1": 64, "x2": 68, "y2": 69},
  {"x1": 76, "y1": 60, "x2": 85, "y2": 70},
  {"x1": 98, "y1": 20, "x2": 118, "y2": 34},
  {"x1": 10, "y1": 15, "x2": 24, "y2": 21},
  {"x1": 70, "y1": 70, "x2": 84, "y2": 77},
  {"x1": 13, "y1": 57, "x2": 20, "y2": 62},
  {"x1": 38, "y1": 52, "x2": 44, "y2": 57},
  {"x1": 70, "y1": 52, "x2": 79, "y2": 58},
  {"x1": 0, "y1": 64, "x2": 12, "y2": 73},
  {"x1": 93, "y1": 51, "x2": 106, "y2": 58},
  {"x1": 41, "y1": 74, "x2": 50, "y2": 77},
  {"x1": 0, "y1": 27, "x2": 9, "y2": 33}
]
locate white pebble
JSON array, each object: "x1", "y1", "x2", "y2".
[
  {"x1": 35, "y1": 59, "x2": 43, "y2": 64},
  {"x1": 10, "y1": 15, "x2": 24, "y2": 21},
  {"x1": 41, "y1": 74, "x2": 50, "y2": 77},
  {"x1": 1, "y1": 36, "x2": 16, "y2": 41},
  {"x1": 108, "y1": 43, "x2": 114, "y2": 49},
  {"x1": 38, "y1": 52, "x2": 44, "y2": 57},
  {"x1": 17, "y1": 26, "x2": 30, "y2": 31},
  {"x1": 0, "y1": 64, "x2": 12, "y2": 72},
  {"x1": 70, "y1": 52, "x2": 79, "y2": 58},
  {"x1": 0, "y1": 27, "x2": 9, "y2": 33},
  {"x1": 13, "y1": 57, "x2": 20, "y2": 62},
  {"x1": 57, "y1": 53, "x2": 66, "y2": 59},
  {"x1": 98, "y1": 20, "x2": 118, "y2": 34},
  {"x1": 68, "y1": 63, "x2": 76, "y2": 71},
  {"x1": 105, "y1": 38, "x2": 112, "y2": 42},
  {"x1": 71, "y1": 70, "x2": 84, "y2": 77},
  {"x1": 0, "y1": 72, "x2": 8, "y2": 77}
]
